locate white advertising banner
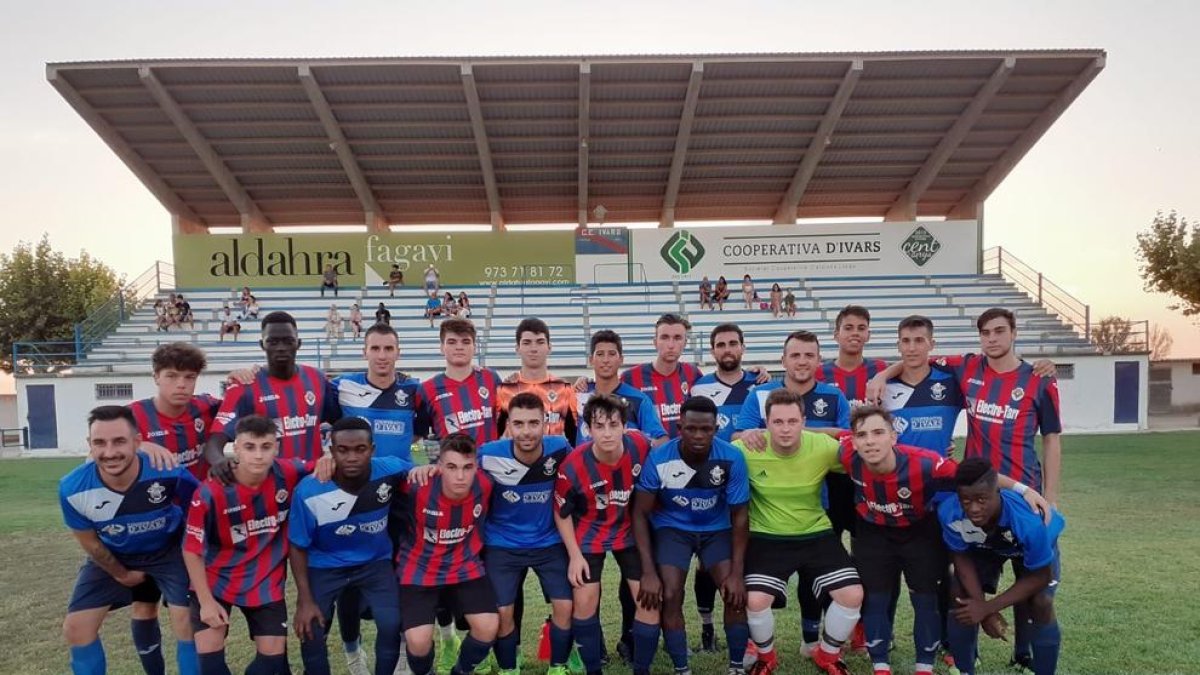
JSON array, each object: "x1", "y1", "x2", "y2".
[{"x1": 629, "y1": 220, "x2": 979, "y2": 281}]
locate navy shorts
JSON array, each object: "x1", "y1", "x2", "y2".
[
  {"x1": 484, "y1": 545, "x2": 572, "y2": 607},
  {"x1": 67, "y1": 546, "x2": 190, "y2": 612},
  {"x1": 307, "y1": 559, "x2": 400, "y2": 627},
  {"x1": 969, "y1": 547, "x2": 1061, "y2": 598},
  {"x1": 654, "y1": 527, "x2": 732, "y2": 572},
  {"x1": 582, "y1": 547, "x2": 642, "y2": 583}
]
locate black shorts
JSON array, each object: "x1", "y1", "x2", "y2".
[
  {"x1": 399, "y1": 577, "x2": 497, "y2": 630},
  {"x1": 189, "y1": 595, "x2": 288, "y2": 638},
  {"x1": 745, "y1": 533, "x2": 860, "y2": 607},
  {"x1": 824, "y1": 473, "x2": 858, "y2": 538},
  {"x1": 853, "y1": 517, "x2": 947, "y2": 594},
  {"x1": 582, "y1": 547, "x2": 642, "y2": 583}
]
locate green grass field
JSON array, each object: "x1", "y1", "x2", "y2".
[{"x1": 3, "y1": 432, "x2": 1199, "y2": 675}]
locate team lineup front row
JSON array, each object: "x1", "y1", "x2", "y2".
[{"x1": 60, "y1": 306, "x2": 1065, "y2": 675}]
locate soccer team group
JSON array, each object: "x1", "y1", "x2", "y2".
[{"x1": 59, "y1": 303, "x2": 1067, "y2": 675}]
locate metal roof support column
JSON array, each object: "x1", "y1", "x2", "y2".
[
  {"x1": 578, "y1": 63, "x2": 591, "y2": 228},
  {"x1": 660, "y1": 61, "x2": 704, "y2": 228},
  {"x1": 461, "y1": 64, "x2": 505, "y2": 231}
]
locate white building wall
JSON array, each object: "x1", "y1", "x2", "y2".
[{"x1": 1168, "y1": 361, "x2": 1200, "y2": 407}]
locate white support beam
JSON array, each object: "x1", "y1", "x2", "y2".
[
  {"x1": 885, "y1": 58, "x2": 1014, "y2": 221},
  {"x1": 461, "y1": 64, "x2": 505, "y2": 230},
  {"x1": 298, "y1": 65, "x2": 386, "y2": 231},
  {"x1": 772, "y1": 60, "x2": 863, "y2": 224},
  {"x1": 578, "y1": 63, "x2": 591, "y2": 227},
  {"x1": 138, "y1": 67, "x2": 270, "y2": 232},
  {"x1": 47, "y1": 66, "x2": 205, "y2": 226},
  {"x1": 948, "y1": 56, "x2": 1105, "y2": 218},
  {"x1": 660, "y1": 62, "x2": 704, "y2": 228}
]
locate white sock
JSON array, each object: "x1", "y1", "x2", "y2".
[
  {"x1": 821, "y1": 601, "x2": 861, "y2": 653},
  {"x1": 747, "y1": 608, "x2": 775, "y2": 654}
]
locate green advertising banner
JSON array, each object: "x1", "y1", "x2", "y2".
[{"x1": 172, "y1": 231, "x2": 576, "y2": 288}]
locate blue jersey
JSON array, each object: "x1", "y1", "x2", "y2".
[
  {"x1": 334, "y1": 372, "x2": 426, "y2": 461},
  {"x1": 289, "y1": 456, "x2": 412, "y2": 569},
  {"x1": 883, "y1": 369, "x2": 965, "y2": 455},
  {"x1": 576, "y1": 382, "x2": 667, "y2": 445},
  {"x1": 735, "y1": 381, "x2": 850, "y2": 431},
  {"x1": 59, "y1": 455, "x2": 199, "y2": 557},
  {"x1": 636, "y1": 437, "x2": 749, "y2": 532},
  {"x1": 938, "y1": 489, "x2": 1065, "y2": 569},
  {"x1": 690, "y1": 371, "x2": 759, "y2": 442},
  {"x1": 479, "y1": 436, "x2": 573, "y2": 549}
]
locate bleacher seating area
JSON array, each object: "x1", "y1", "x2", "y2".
[{"x1": 82, "y1": 274, "x2": 1096, "y2": 378}]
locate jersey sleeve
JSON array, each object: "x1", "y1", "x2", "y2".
[
  {"x1": 376, "y1": 455, "x2": 414, "y2": 479},
  {"x1": 636, "y1": 454, "x2": 662, "y2": 494},
  {"x1": 209, "y1": 384, "x2": 253, "y2": 440},
  {"x1": 835, "y1": 390, "x2": 851, "y2": 429},
  {"x1": 59, "y1": 479, "x2": 90, "y2": 532},
  {"x1": 287, "y1": 483, "x2": 317, "y2": 550},
  {"x1": 554, "y1": 462, "x2": 579, "y2": 518},
  {"x1": 735, "y1": 389, "x2": 765, "y2": 431},
  {"x1": 634, "y1": 394, "x2": 668, "y2": 439},
  {"x1": 183, "y1": 487, "x2": 212, "y2": 555},
  {"x1": 837, "y1": 438, "x2": 855, "y2": 473},
  {"x1": 175, "y1": 469, "x2": 201, "y2": 508},
  {"x1": 1036, "y1": 378, "x2": 1063, "y2": 435},
  {"x1": 322, "y1": 377, "x2": 342, "y2": 424},
  {"x1": 726, "y1": 451, "x2": 750, "y2": 506},
  {"x1": 817, "y1": 434, "x2": 845, "y2": 473},
  {"x1": 937, "y1": 500, "x2": 970, "y2": 553},
  {"x1": 1009, "y1": 500, "x2": 1056, "y2": 569}
]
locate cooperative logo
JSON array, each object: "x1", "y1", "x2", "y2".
[
  {"x1": 900, "y1": 226, "x2": 942, "y2": 267},
  {"x1": 660, "y1": 230, "x2": 706, "y2": 274}
]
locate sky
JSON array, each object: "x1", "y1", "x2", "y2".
[{"x1": 1, "y1": 0, "x2": 1198, "y2": 393}]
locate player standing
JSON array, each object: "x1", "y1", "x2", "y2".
[
  {"x1": 497, "y1": 317, "x2": 579, "y2": 440},
  {"x1": 574, "y1": 330, "x2": 667, "y2": 446}
]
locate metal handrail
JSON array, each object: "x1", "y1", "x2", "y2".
[{"x1": 983, "y1": 247, "x2": 1091, "y2": 340}]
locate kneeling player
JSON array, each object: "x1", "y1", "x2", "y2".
[
  {"x1": 632, "y1": 396, "x2": 751, "y2": 675},
  {"x1": 938, "y1": 459, "x2": 1065, "y2": 675},
  {"x1": 395, "y1": 434, "x2": 497, "y2": 675}
]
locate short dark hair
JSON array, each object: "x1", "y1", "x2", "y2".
[
  {"x1": 330, "y1": 416, "x2": 373, "y2": 444},
  {"x1": 680, "y1": 396, "x2": 718, "y2": 419},
  {"x1": 709, "y1": 323, "x2": 744, "y2": 348},
  {"x1": 956, "y1": 457, "x2": 998, "y2": 488},
  {"x1": 590, "y1": 330, "x2": 623, "y2": 355},
  {"x1": 365, "y1": 323, "x2": 399, "y2": 343},
  {"x1": 976, "y1": 307, "x2": 1016, "y2": 332},
  {"x1": 235, "y1": 415, "x2": 277, "y2": 438},
  {"x1": 898, "y1": 314, "x2": 935, "y2": 335},
  {"x1": 850, "y1": 404, "x2": 893, "y2": 432},
  {"x1": 764, "y1": 388, "x2": 804, "y2": 419},
  {"x1": 261, "y1": 311, "x2": 297, "y2": 330},
  {"x1": 87, "y1": 405, "x2": 137, "y2": 432},
  {"x1": 439, "y1": 432, "x2": 477, "y2": 458},
  {"x1": 508, "y1": 392, "x2": 546, "y2": 415},
  {"x1": 582, "y1": 392, "x2": 628, "y2": 427},
  {"x1": 835, "y1": 305, "x2": 871, "y2": 330},
  {"x1": 655, "y1": 313, "x2": 691, "y2": 332},
  {"x1": 440, "y1": 317, "x2": 477, "y2": 341},
  {"x1": 783, "y1": 329, "x2": 820, "y2": 351},
  {"x1": 516, "y1": 317, "x2": 551, "y2": 345},
  {"x1": 151, "y1": 342, "x2": 207, "y2": 374}
]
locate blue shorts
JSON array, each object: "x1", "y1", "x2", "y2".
[
  {"x1": 653, "y1": 527, "x2": 732, "y2": 572},
  {"x1": 971, "y1": 546, "x2": 1061, "y2": 598},
  {"x1": 67, "y1": 546, "x2": 190, "y2": 612},
  {"x1": 484, "y1": 545, "x2": 572, "y2": 607}
]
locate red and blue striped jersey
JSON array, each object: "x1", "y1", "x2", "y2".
[
  {"x1": 554, "y1": 431, "x2": 652, "y2": 554},
  {"x1": 934, "y1": 354, "x2": 1062, "y2": 490},
  {"x1": 817, "y1": 358, "x2": 889, "y2": 407},
  {"x1": 416, "y1": 367, "x2": 503, "y2": 445},
  {"x1": 839, "y1": 441, "x2": 958, "y2": 528},
  {"x1": 184, "y1": 459, "x2": 310, "y2": 607},
  {"x1": 621, "y1": 362, "x2": 703, "y2": 437},
  {"x1": 210, "y1": 365, "x2": 340, "y2": 461},
  {"x1": 129, "y1": 395, "x2": 221, "y2": 480},
  {"x1": 393, "y1": 474, "x2": 492, "y2": 586}
]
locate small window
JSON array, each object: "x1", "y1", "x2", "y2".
[
  {"x1": 95, "y1": 383, "x2": 134, "y2": 400},
  {"x1": 1054, "y1": 364, "x2": 1075, "y2": 380},
  {"x1": 1192, "y1": 363, "x2": 1200, "y2": 376}
]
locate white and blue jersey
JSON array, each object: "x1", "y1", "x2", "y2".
[
  {"x1": 59, "y1": 455, "x2": 199, "y2": 558},
  {"x1": 334, "y1": 372, "x2": 426, "y2": 461},
  {"x1": 938, "y1": 489, "x2": 1065, "y2": 569},
  {"x1": 479, "y1": 436, "x2": 573, "y2": 549},
  {"x1": 636, "y1": 437, "x2": 750, "y2": 532},
  {"x1": 575, "y1": 382, "x2": 667, "y2": 445},
  {"x1": 690, "y1": 370, "x2": 759, "y2": 442},
  {"x1": 289, "y1": 456, "x2": 412, "y2": 569},
  {"x1": 735, "y1": 381, "x2": 851, "y2": 431},
  {"x1": 884, "y1": 369, "x2": 964, "y2": 455}
]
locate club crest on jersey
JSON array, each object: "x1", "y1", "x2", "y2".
[
  {"x1": 275, "y1": 489, "x2": 289, "y2": 504},
  {"x1": 543, "y1": 456, "x2": 557, "y2": 475},
  {"x1": 681, "y1": 382, "x2": 690, "y2": 395},
  {"x1": 472, "y1": 503, "x2": 483, "y2": 518},
  {"x1": 376, "y1": 483, "x2": 393, "y2": 503},
  {"x1": 395, "y1": 389, "x2": 409, "y2": 407},
  {"x1": 478, "y1": 387, "x2": 490, "y2": 400},
  {"x1": 897, "y1": 487, "x2": 912, "y2": 499},
  {"x1": 1011, "y1": 387, "x2": 1025, "y2": 402},
  {"x1": 709, "y1": 465, "x2": 726, "y2": 486},
  {"x1": 194, "y1": 418, "x2": 206, "y2": 433},
  {"x1": 146, "y1": 482, "x2": 167, "y2": 504},
  {"x1": 930, "y1": 382, "x2": 947, "y2": 401},
  {"x1": 546, "y1": 389, "x2": 558, "y2": 403},
  {"x1": 632, "y1": 463, "x2": 642, "y2": 477},
  {"x1": 812, "y1": 399, "x2": 829, "y2": 417},
  {"x1": 304, "y1": 391, "x2": 316, "y2": 406}
]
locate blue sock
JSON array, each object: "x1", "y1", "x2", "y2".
[
  {"x1": 176, "y1": 639, "x2": 199, "y2": 675},
  {"x1": 631, "y1": 620, "x2": 661, "y2": 671},
  {"x1": 245, "y1": 652, "x2": 290, "y2": 675},
  {"x1": 725, "y1": 621, "x2": 749, "y2": 667},
  {"x1": 408, "y1": 649, "x2": 434, "y2": 675},
  {"x1": 1031, "y1": 621, "x2": 1061, "y2": 675},
  {"x1": 343, "y1": 638, "x2": 360, "y2": 654},
  {"x1": 662, "y1": 627, "x2": 689, "y2": 670},
  {"x1": 70, "y1": 639, "x2": 106, "y2": 675},
  {"x1": 946, "y1": 616, "x2": 978, "y2": 675},
  {"x1": 573, "y1": 614, "x2": 605, "y2": 672},
  {"x1": 549, "y1": 622, "x2": 572, "y2": 666},
  {"x1": 453, "y1": 634, "x2": 492, "y2": 674},
  {"x1": 910, "y1": 592, "x2": 941, "y2": 670},
  {"x1": 863, "y1": 591, "x2": 892, "y2": 666},
  {"x1": 197, "y1": 649, "x2": 232, "y2": 675},
  {"x1": 494, "y1": 630, "x2": 519, "y2": 670},
  {"x1": 131, "y1": 618, "x2": 166, "y2": 675}
]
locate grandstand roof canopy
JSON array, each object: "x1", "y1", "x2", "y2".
[{"x1": 47, "y1": 50, "x2": 1104, "y2": 231}]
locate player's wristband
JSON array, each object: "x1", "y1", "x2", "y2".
[{"x1": 1012, "y1": 482, "x2": 1029, "y2": 496}]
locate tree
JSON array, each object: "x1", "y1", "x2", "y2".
[
  {"x1": 0, "y1": 235, "x2": 125, "y2": 373},
  {"x1": 1136, "y1": 210, "x2": 1200, "y2": 318},
  {"x1": 1092, "y1": 315, "x2": 1136, "y2": 354},
  {"x1": 1148, "y1": 324, "x2": 1173, "y2": 361}
]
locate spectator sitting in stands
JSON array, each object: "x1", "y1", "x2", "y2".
[
  {"x1": 699, "y1": 276, "x2": 714, "y2": 310},
  {"x1": 349, "y1": 303, "x2": 363, "y2": 339},
  {"x1": 320, "y1": 263, "x2": 339, "y2": 297},
  {"x1": 424, "y1": 293, "x2": 443, "y2": 327},
  {"x1": 154, "y1": 299, "x2": 170, "y2": 332},
  {"x1": 238, "y1": 285, "x2": 252, "y2": 307},
  {"x1": 742, "y1": 273, "x2": 756, "y2": 309},
  {"x1": 457, "y1": 291, "x2": 472, "y2": 318},
  {"x1": 325, "y1": 304, "x2": 343, "y2": 341},
  {"x1": 387, "y1": 264, "x2": 404, "y2": 297},
  {"x1": 423, "y1": 263, "x2": 440, "y2": 296},
  {"x1": 713, "y1": 275, "x2": 730, "y2": 310},
  {"x1": 769, "y1": 283, "x2": 783, "y2": 318},
  {"x1": 783, "y1": 287, "x2": 797, "y2": 317},
  {"x1": 375, "y1": 302, "x2": 391, "y2": 326},
  {"x1": 242, "y1": 295, "x2": 260, "y2": 320},
  {"x1": 174, "y1": 294, "x2": 194, "y2": 330},
  {"x1": 219, "y1": 307, "x2": 241, "y2": 342}
]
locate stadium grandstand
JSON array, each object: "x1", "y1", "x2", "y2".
[{"x1": 15, "y1": 49, "x2": 1141, "y2": 452}]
